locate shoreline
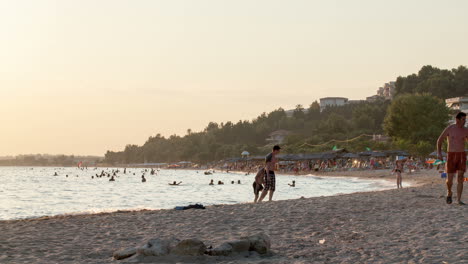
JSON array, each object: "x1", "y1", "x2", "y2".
[
  {"x1": 2, "y1": 169, "x2": 465, "y2": 264},
  {"x1": 1, "y1": 168, "x2": 429, "y2": 223},
  {"x1": 1, "y1": 169, "x2": 405, "y2": 223}
]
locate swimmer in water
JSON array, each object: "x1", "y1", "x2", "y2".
[
  {"x1": 169, "y1": 181, "x2": 182, "y2": 185},
  {"x1": 209, "y1": 179, "x2": 214, "y2": 185},
  {"x1": 288, "y1": 180, "x2": 296, "y2": 187},
  {"x1": 218, "y1": 180, "x2": 224, "y2": 185},
  {"x1": 109, "y1": 176, "x2": 115, "y2": 181},
  {"x1": 142, "y1": 175, "x2": 146, "y2": 182}
]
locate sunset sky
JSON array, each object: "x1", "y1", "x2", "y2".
[{"x1": 1, "y1": 0, "x2": 467, "y2": 156}]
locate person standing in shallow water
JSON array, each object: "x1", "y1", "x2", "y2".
[
  {"x1": 258, "y1": 145, "x2": 280, "y2": 202},
  {"x1": 394, "y1": 158, "x2": 407, "y2": 189},
  {"x1": 437, "y1": 112, "x2": 468, "y2": 205}
]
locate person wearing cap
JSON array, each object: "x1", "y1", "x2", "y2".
[{"x1": 258, "y1": 145, "x2": 281, "y2": 202}]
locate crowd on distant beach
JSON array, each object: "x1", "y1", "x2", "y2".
[{"x1": 218, "y1": 156, "x2": 431, "y2": 176}]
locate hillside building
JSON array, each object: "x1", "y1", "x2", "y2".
[{"x1": 319, "y1": 97, "x2": 348, "y2": 111}]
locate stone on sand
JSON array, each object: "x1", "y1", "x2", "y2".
[
  {"x1": 227, "y1": 239, "x2": 251, "y2": 253},
  {"x1": 210, "y1": 239, "x2": 250, "y2": 256},
  {"x1": 113, "y1": 247, "x2": 137, "y2": 260},
  {"x1": 210, "y1": 242, "x2": 233, "y2": 256},
  {"x1": 211, "y1": 234, "x2": 271, "y2": 256},
  {"x1": 171, "y1": 238, "x2": 207, "y2": 256},
  {"x1": 137, "y1": 237, "x2": 179, "y2": 256},
  {"x1": 241, "y1": 232, "x2": 271, "y2": 254}
]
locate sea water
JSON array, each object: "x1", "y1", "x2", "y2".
[{"x1": 0, "y1": 167, "x2": 394, "y2": 220}]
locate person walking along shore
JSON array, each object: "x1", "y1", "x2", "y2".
[{"x1": 437, "y1": 112, "x2": 468, "y2": 205}]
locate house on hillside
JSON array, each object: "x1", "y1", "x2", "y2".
[
  {"x1": 319, "y1": 97, "x2": 348, "y2": 111},
  {"x1": 376, "y1": 82, "x2": 396, "y2": 100},
  {"x1": 366, "y1": 95, "x2": 381, "y2": 102},
  {"x1": 446, "y1": 97, "x2": 468, "y2": 124},
  {"x1": 266, "y1": 130, "x2": 292, "y2": 144},
  {"x1": 446, "y1": 97, "x2": 468, "y2": 113}
]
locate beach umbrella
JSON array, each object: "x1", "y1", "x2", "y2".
[
  {"x1": 279, "y1": 161, "x2": 295, "y2": 165},
  {"x1": 302, "y1": 153, "x2": 324, "y2": 160},
  {"x1": 321, "y1": 152, "x2": 338, "y2": 159},
  {"x1": 279, "y1": 154, "x2": 300, "y2": 160},
  {"x1": 359, "y1": 151, "x2": 385, "y2": 157},
  {"x1": 370, "y1": 151, "x2": 386, "y2": 157},
  {"x1": 342, "y1": 153, "x2": 359, "y2": 158},
  {"x1": 429, "y1": 151, "x2": 446, "y2": 157},
  {"x1": 383, "y1": 150, "x2": 409, "y2": 157}
]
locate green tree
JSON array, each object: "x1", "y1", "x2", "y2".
[
  {"x1": 319, "y1": 112, "x2": 350, "y2": 137},
  {"x1": 292, "y1": 104, "x2": 306, "y2": 119},
  {"x1": 452, "y1": 65, "x2": 468, "y2": 96},
  {"x1": 384, "y1": 94, "x2": 450, "y2": 144},
  {"x1": 306, "y1": 101, "x2": 320, "y2": 120},
  {"x1": 394, "y1": 65, "x2": 468, "y2": 99}
]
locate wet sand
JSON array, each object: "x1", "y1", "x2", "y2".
[{"x1": 1, "y1": 169, "x2": 466, "y2": 263}]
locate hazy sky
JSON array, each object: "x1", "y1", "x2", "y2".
[{"x1": 1, "y1": 0, "x2": 467, "y2": 156}]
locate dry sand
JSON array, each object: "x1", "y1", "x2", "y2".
[{"x1": 1, "y1": 169, "x2": 467, "y2": 263}]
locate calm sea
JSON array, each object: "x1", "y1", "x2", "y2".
[{"x1": 0, "y1": 167, "x2": 394, "y2": 220}]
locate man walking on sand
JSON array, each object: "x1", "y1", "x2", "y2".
[
  {"x1": 437, "y1": 112, "x2": 468, "y2": 205},
  {"x1": 258, "y1": 145, "x2": 280, "y2": 202}
]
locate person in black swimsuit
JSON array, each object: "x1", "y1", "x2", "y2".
[
  {"x1": 253, "y1": 181, "x2": 264, "y2": 203},
  {"x1": 394, "y1": 158, "x2": 407, "y2": 189}
]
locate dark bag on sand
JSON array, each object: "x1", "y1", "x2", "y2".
[
  {"x1": 255, "y1": 168, "x2": 266, "y2": 184},
  {"x1": 175, "y1": 204, "x2": 206, "y2": 210}
]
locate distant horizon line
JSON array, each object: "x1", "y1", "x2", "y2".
[{"x1": 0, "y1": 154, "x2": 104, "y2": 158}]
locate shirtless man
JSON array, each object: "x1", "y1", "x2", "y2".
[
  {"x1": 394, "y1": 158, "x2": 407, "y2": 189},
  {"x1": 258, "y1": 145, "x2": 281, "y2": 202},
  {"x1": 437, "y1": 112, "x2": 468, "y2": 205}
]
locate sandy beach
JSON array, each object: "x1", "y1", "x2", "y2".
[{"x1": 1, "y1": 169, "x2": 466, "y2": 264}]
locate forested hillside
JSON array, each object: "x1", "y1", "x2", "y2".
[{"x1": 104, "y1": 65, "x2": 468, "y2": 164}]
